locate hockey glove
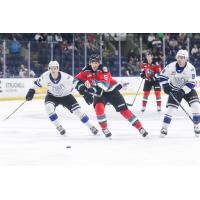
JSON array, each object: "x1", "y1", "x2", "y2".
[
  {"x1": 87, "y1": 86, "x2": 103, "y2": 97},
  {"x1": 78, "y1": 85, "x2": 88, "y2": 96},
  {"x1": 113, "y1": 82, "x2": 129, "y2": 91},
  {"x1": 171, "y1": 89, "x2": 185, "y2": 100},
  {"x1": 140, "y1": 71, "x2": 146, "y2": 79},
  {"x1": 83, "y1": 93, "x2": 93, "y2": 105},
  {"x1": 114, "y1": 84, "x2": 123, "y2": 91},
  {"x1": 162, "y1": 83, "x2": 171, "y2": 94},
  {"x1": 26, "y1": 89, "x2": 35, "y2": 101}
]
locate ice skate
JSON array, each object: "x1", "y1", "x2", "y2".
[
  {"x1": 102, "y1": 128, "x2": 112, "y2": 138},
  {"x1": 160, "y1": 128, "x2": 167, "y2": 138},
  {"x1": 194, "y1": 124, "x2": 200, "y2": 138},
  {"x1": 139, "y1": 127, "x2": 149, "y2": 138},
  {"x1": 141, "y1": 107, "x2": 146, "y2": 113},
  {"x1": 157, "y1": 106, "x2": 161, "y2": 112},
  {"x1": 56, "y1": 125, "x2": 66, "y2": 135},
  {"x1": 90, "y1": 126, "x2": 99, "y2": 135}
]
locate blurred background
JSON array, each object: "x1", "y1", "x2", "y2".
[{"x1": 0, "y1": 33, "x2": 199, "y2": 78}]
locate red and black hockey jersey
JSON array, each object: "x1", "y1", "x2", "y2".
[
  {"x1": 141, "y1": 61, "x2": 161, "y2": 79},
  {"x1": 75, "y1": 64, "x2": 121, "y2": 92}
]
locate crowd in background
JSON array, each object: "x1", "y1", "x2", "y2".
[{"x1": 1, "y1": 33, "x2": 200, "y2": 78}]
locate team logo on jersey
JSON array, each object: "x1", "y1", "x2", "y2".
[
  {"x1": 104, "y1": 74, "x2": 108, "y2": 80},
  {"x1": 87, "y1": 74, "x2": 92, "y2": 78},
  {"x1": 102, "y1": 66, "x2": 108, "y2": 72},
  {"x1": 52, "y1": 84, "x2": 65, "y2": 96}
]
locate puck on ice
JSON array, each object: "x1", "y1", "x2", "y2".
[{"x1": 66, "y1": 146, "x2": 71, "y2": 149}]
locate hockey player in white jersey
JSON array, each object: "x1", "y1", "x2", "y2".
[
  {"x1": 25, "y1": 60, "x2": 98, "y2": 135},
  {"x1": 159, "y1": 49, "x2": 200, "y2": 137}
]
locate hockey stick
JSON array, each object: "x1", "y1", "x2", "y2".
[
  {"x1": 127, "y1": 79, "x2": 144, "y2": 106},
  {"x1": 3, "y1": 100, "x2": 27, "y2": 121},
  {"x1": 169, "y1": 92, "x2": 194, "y2": 123}
]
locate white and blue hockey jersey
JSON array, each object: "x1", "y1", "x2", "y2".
[
  {"x1": 32, "y1": 71, "x2": 74, "y2": 97},
  {"x1": 159, "y1": 61, "x2": 196, "y2": 94}
]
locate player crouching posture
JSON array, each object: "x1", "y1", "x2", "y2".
[
  {"x1": 25, "y1": 60, "x2": 98, "y2": 135},
  {"x1": 74, "y1": 54, "x2": 149, "y2": 138},
  {"x1": 159, "y1": 50, "x2": 200, "y2": 137}
]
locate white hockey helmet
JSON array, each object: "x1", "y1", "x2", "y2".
[
  {"x1": 176, "y1": 49, "x2": 189, "y2": 60},
  {"x1": 48, "y1": 60, "x2": 59, "y2": 70}
]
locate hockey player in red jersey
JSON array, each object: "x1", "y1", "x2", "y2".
[
  {"x1": 140, "y1": 51, "x2": 161, "y2": 112},
  {"x1": 74, "y1": 54, "x2": 149, "y2": 138}
]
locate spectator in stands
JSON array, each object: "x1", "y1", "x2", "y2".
[
  {"x1": 128, "y1": 49, "x2": 135, "y2": 60},
  {"x1": 157, "y1": 33, "x2": 164, "y2": 40},
  {"x1": 152, "y1": 37, "x2": 162, "y2": 50},
  {"x1": 46, "y1": 34, "x2": 54, "y2": 43},
  {"x1": 164, "y1": 33, "x2": 170, "y2": 43},
  {"x1": 191, "y1": 44, "x2": 198, "y2": 55},
  {"x1": 19, "y1": 64, "x2": 35, "y2": 78},
  {"x1": 55, "y1": 33, "x2": 63, "y2": 42},
  {"x1": 19, "y1": 64, "x2": 28, "y2": 78},
  {"x1": 9, "y1": 37, "x2": 21, "y2": 54},
  {"x1": 147, "y1": 33, "x2": 156, "y2": 49},
  {"x1": 124, "y1": 58, "x2": 135, "y2": 76},
  {"x1": 34, "y1": 33, "x2": 44, "y2": 42},
  {"x1": 169, "y1": 38, "x2": 178, "y2": 48},
  {"x1": 60, "y1": 40, "x2": 68, "y2": 54}
]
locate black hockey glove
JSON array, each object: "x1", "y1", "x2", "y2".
[
  {"x1": 171, "y1": 89, "x2": 185, "y2": 100},
  {"x1": 162, "y1": 83, "x2": 171, "y2": 95},
  {"x1": 26, "y1": 89, "x2": 35, "y2": 101},
  {"x1": 87, "y1": 86, "x2": 103, "y2": 97},
  {"x1": 115, "y1": 83, "x2": 123, "y2": 91},
  {"x1": 78, "y1": 85, "x2": 88, "y2": 96},
  {"x1": 140, "y1": 71, "x2": 146, "y2": 79},
  {"x1": 83, "y1": 93, "x2": 93, "y2": 105}
]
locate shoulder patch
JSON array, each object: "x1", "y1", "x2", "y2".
[{"x1": 102, "y1": 66, "x2": 108, "y2": 72}]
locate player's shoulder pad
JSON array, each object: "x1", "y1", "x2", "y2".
[
  {"x1": 60, "y1": 71, "x2": 72, "y2": 79},
  {"x1": 187, "y1": 62, "x2": 195, "y2": 71},
  {"x1": 141, "y1": 62, "x2": 147, "y2": 66},
  {"x1": 154, "y1": 61, "x2": 160, "y2": 66},
  {"x1": 161, "y1": 65, "x2": 169, "y2": 74},
  {"x1": 98, "y1": 65, "x2": 109, "y2": 73},
  {"x1": 81, "y1": 65, "x2": 90, "y2": 72},
  {"x1": 41, "y1": 71, "x2": 50, "y2": 79},
  {"x1": 152, "y1": 58, "x2": 159, "y2": 65},
  {"x1": 167, "y1": 61, "x2": 176, "y2": 69}
]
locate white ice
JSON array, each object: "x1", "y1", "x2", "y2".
[{"x1": 0, "y1": 94, "x2": 200, "y2": 166}]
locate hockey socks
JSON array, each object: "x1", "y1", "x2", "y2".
[
  {"x1": 95, "y1": 103, "x2": 107, "y2": 129},
  {"x1": 120, "y1": 109, "x2": 142, "y2": 130},
  {"x1": 49, "y1": 112, "x2": 60, "y2": 127},
  {"x1": 72, "y1": 108, "x2": 98, "y2": 135},
  {"x1": 73, "y1": 108, "x2": 94, "y2": 129},
  {"x1": 155, "y1": 90, "x2": 161, "y2": 107},
  {"x1": 142, "y1": 91, "x2": 150, "y2": 108},
  {"x1": 49, "y1": 113, "x2": 66, "y2": 134}
]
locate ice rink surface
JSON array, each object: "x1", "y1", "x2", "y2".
[{"x1": 1, "y1": 94, "x2": 200, "y2": 166}]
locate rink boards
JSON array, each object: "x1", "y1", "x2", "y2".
[{"x1": 1, "y1": 77, "x2": 200, "y2": 100}]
